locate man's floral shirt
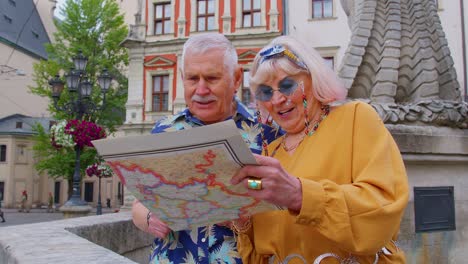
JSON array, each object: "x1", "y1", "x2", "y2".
[{"x1": 149, "y1": 100, "x2": 280, "y2": 264}]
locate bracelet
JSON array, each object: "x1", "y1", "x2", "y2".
[{"x1": 146, "y1": 211, "x2": 152, "y2": 227}]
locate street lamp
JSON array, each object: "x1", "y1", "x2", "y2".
[{"x1": 49, "y1": 50, "x2": 112, "y2": 216}]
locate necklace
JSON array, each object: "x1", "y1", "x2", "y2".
[
  {"x1": 281, "y1": 133, "x2": 306, "y2": 152},
  {"x1": 269, "y1": 104, "x2": 330, "y2": 157}
]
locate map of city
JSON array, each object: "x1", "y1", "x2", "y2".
[
  {"x1": 93, "y1": 120, "x2": 278, "y2": 231},
  {"x1": 107, "y1": 145, "x2": 276, "y2": 231}
]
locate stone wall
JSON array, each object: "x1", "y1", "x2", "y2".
[
  {"x1": 391, "y1": 125, "x2": 468, "y2": 263},
  {"x1": 0, "y1": 212, "x2": 153, "y2": 264}
]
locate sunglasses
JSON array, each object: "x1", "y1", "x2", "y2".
[{"x1": 255, "y1": 78, "x2": 301, "y2": 102}]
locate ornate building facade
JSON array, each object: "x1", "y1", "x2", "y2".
[{"x1": 120, "y1": 0, "x2": 285, "y2": 135}]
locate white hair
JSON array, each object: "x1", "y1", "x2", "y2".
[
  {"x1": 180, "y1": 33, "x2": 238, "y2": 75},
  {"x1": 250, "y1": 36, "x2": 347, "y2": 103}
]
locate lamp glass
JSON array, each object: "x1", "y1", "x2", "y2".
[
  {"x1": 66, "y1": 70, "x2": 80, "y2": 92},
  {"x1": 49, "y1": 75, "x2": 64, "y2": 98},
  {"x1": 97, "y1": 69, "x2": 112, "y2": 92},
  {"x1": 73, "y1": 51, "x2": 88, "y2": 71},
  {"x1": 80, "y1": 79, "x2": 92, "y2": 98}
]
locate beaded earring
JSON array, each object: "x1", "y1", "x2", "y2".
[
  {"x1": 256, "y1": 106, "x2": 270, "y2": 157},
  {"x1": 300, "y1": 84, "x2": 311, "y2": 135}
]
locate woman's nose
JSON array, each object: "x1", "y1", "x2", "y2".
[{"x1": 270, "y1": 90, "x2": 287, "y2": 105}]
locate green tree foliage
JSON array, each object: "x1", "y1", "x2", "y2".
[
  {"x1": 31, "y1": 0, "x2": 128, "y2": 130},
  {"x1": 30, "y1": 0, "x2": 128, "y2": 194}
]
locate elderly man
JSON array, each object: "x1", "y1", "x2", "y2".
[{"x1": 131, "y1": 33, "x2": 279, "y2": 263}]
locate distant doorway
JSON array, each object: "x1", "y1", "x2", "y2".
[
  {"x1": 84, "y1": 182, "x2": 94, "y2": 203},
  {"x1": 0, "y1": 182, "x2": 4, "y2": 201},
  {"x1": 54, "y1": 181, "x2": 60, "y2": 204},
  {"x1": 118, "y1": 182, "x2": 124, "y2": 205}
]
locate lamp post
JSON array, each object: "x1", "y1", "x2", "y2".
[
  {"x1": 49, "y1": 50, "x2": 112, "y2": 217},
  {"x1": 96, "y1": 175, "x2": 103, "y2": 215}
]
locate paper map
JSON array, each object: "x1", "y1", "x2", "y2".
[{"x1": 93, "y1": 120, "x2": 277, "y2": 231}]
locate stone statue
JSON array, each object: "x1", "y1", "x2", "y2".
[{"x1": 339, "y1": 0, "x2": 467, "y2": 128}]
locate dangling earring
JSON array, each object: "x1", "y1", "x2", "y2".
[
  {"x1": 301, "y1": 83, "x2": 311, "y2": 135},
  {"x1": 256, "y1": 105, "x2": 269, "y2": 156}
]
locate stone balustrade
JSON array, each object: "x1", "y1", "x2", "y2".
[{"x1": 0, "y1": 211, "x2": 153, "y2": 264}]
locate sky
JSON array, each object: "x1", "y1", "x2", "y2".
[{"x1": 54, "y1": 0, "x2": 66, "y2": 20}]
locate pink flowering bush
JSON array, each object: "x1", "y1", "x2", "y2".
[
  {"x1": 64, "y1": 120, "x2": 106, "y2": 149},
  {"x1": 51, "y1": 119, "x2": 106, "y2": 149},
  {"x1": 86, "y1": 162, "x2": 113, "y2": 178}
]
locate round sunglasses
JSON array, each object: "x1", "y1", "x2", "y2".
[{"x1": 255, "y1": 78, "x2": 302, "y2": 102}]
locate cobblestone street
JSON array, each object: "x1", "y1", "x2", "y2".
[{"x1": 0, "y1": 207, "x2": 116, "y2": 227}]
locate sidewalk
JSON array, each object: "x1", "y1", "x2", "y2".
[{"x1": 0, "y1": 207, "x2": 118, "y2": 227}]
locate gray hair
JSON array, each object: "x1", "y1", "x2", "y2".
[{"x1": 180, "y1": 33, "x2": 238, "y2": 75}]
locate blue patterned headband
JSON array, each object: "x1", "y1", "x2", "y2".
[{"x1": 259, "y1": 45, "x2": 308, "y2": 71}]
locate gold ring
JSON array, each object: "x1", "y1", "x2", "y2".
[{"x1": 247, "y1": 177, "x2": 262, "y2": 190}]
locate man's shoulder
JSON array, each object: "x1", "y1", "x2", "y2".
[{"x1": 151, "y1": 111, "x2": 194, "y2": 134}]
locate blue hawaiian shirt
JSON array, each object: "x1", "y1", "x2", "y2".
[{"x1": 149, "y1": 99, "x2": 280, "y2": 264}]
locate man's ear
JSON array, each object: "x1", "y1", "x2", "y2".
[{"x1": 233, "y1": 65, "x2": 243, "y2": 91}]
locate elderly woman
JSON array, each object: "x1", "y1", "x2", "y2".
[{"x1": 231, "y1": 36, "x2": 409, "y2": 263}]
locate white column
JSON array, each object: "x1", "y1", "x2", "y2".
[
  {"x1": 125, "y1": 48, "x2": 145, "y2": 124},
  {"x1": 173, "y1": 52, "x2": 186, "y2": 113},
  {"x1": 177, "y1": 0, "x2": 187, "y2": 37},
  {"x1": 222, "y1": 0, "x2": 232, "y2": 33},
  {"x1": 269, "y1": 0, "x2": 279, "y2": 31}
]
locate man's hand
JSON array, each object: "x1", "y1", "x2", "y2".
[{"x1": 146, "y1": 212, "x2": 171, "y2": 238}]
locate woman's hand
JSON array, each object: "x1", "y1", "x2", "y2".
[{"x1": 231, "y1": 154, "x2": 303, "y2": 212}]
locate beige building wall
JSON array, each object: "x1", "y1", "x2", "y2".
[
  {"x1": 0, "y1": 0, "x2": 57, "y2": 119},
  {"x1": 287, "y1": 0, "x2": 351, "y2": 71},
  {"x1": 0, "y1": 43, "x2": 50, "y2": 119},
  {"x1": 438, "y1": 0, "x2": 466, "y2": 94}
]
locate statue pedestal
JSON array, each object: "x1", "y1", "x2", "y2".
[{"x1": 59, "y1": 204, "x2": 92, "y2": 219}]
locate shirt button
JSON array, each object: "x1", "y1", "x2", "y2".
[{"x1": 201, "y1": 238, "x2": 206, "y2": 242}]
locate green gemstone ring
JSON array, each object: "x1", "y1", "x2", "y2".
[{"x1": 247, "y1": 177, "x2": 262, "y2": 190}]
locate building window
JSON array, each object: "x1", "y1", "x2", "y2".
[
  {"x1": 323, "y1": 56, "x2": 334, "y2": 69},
  {"x1": 0, "y1": 145, "x2": 6, "y2": 162},
  {"x1": 154, "y1": 2, "x2": 171, "y2": 35},
  {"x1": 3, "y1": 15, "x2": 12, "y2": 24},
  {"x1": 16, "y1": 122, "x2": 22, "y2": 129},
  {"x1": 312, "y1": 0, "x2": 333, "y2": 18},
  {"x1": 242, "y1": 0, "x2": 261, "y2": 27},
  {"x1": 242, "y1": 70, "x2": 255, "y2": 108},
  {"x1": 16, "y1": 145, "x2": 27, "y2": 163},
  {"x1": 152, "y1": 75, "x2": 169, "y2": 112},
  {"x1": 197, "y1": 0, "x2": 215, "y2": 31}
]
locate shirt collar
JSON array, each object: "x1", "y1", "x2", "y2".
[{"x1": 173, "y1": 98, "x2": 255, "y2": 125}]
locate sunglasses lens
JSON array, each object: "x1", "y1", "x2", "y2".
[
  {"x1": 278, "y1": 78, "x2": 298, "y2": 96},
  {"x1": 255, "y1": 85, "x2": 274, "y2": 102}
]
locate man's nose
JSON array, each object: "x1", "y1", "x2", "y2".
[{"x1": 195, "y1": 78, "x2": 210, "y2": 94}]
